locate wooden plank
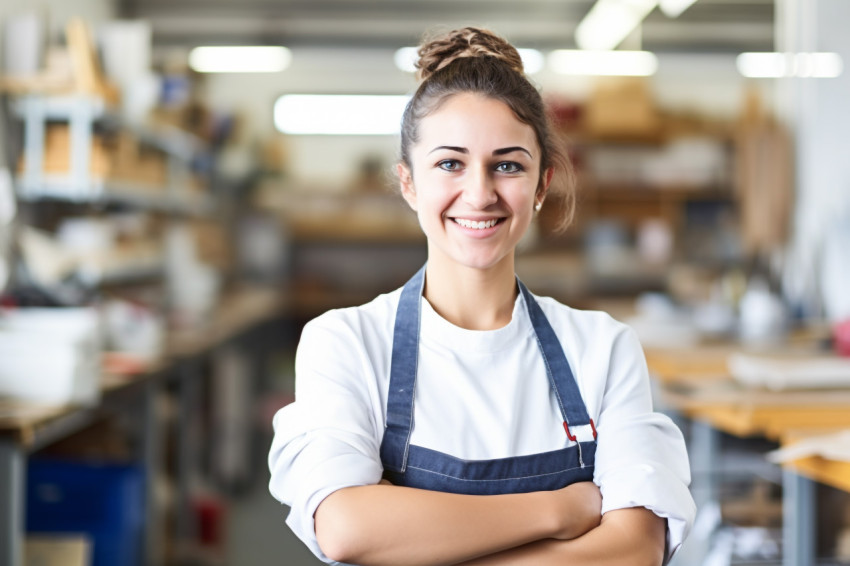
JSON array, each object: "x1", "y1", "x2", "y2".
[
  {"x1": 661, "y1": 379, "x2": 850, "y2": 410},
  {"x1": 645, "y1": 343, "x2": 735, "y2": 383},
  {"x1": 689, "y1": 405, "x2": 762, "y2": 437},
  {"x1": 167, "y1": 287, "x2": 287, "y2": 358},
  {"x1": 65, "y1": 18, "x2": 101, "y2": 95},
  {"x1": 788, "y1": 456, "x2": 850, "y2": 493},
  {"x1": 662, "y1": 377, "x2": 850, "y2": 438},
  {"x1": 64, "y1": 18, "x2": 118, "y2": 103}
]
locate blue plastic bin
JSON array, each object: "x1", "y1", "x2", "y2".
[{"x1": 26, "y1": 459, "x2": 145, "y2": 566}]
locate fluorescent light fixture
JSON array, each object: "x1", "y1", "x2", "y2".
[
  {"x1": 274, "y1": 94, "x2": 411, "y2": 135},
  {"x1": 394, "y1": 47, "x2": 419, "y2": 73},
  {"x1": 518, "y1": 49, "x2": 545, "y2": 74},
  {"x1": 549, "y1": 50, "x2": 658, "y2": 76},
  {"x1": 737, "y1": 52, "x2": 844, "y2": 78},
  {"x1": 393, "y1": 47, "x2": 544, "y2": 75},
  {"x1": 189, "y1": 46, "x2": 291, "y2": 73},
  {"x1": 794, "y1": 52, "x2": 843, "y2": 77},
  {"x1": 575, "y1": 0, "x2": 658, "y2": 50},
  {"x1": 736, "y1": 53, "x2": 787, "y2": 78},
  {"x1": 659, "y1": 0, "x2": 698, "y2": 18}
]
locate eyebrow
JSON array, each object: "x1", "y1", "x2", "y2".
[
  {"x1": 428, "y1": 145, "x2": 533, "y2": 158},
  {"x1": 494, "y1": 146, "x2": 533, "y2": 158}
]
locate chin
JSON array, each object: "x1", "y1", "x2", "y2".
[{"x1": 452, "y1": 252, "x2": 513, "y2": 272}]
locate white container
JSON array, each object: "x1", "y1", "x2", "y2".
[
  {"x1": 738, "y1": 279, "x2": 788, "y2": 346},
  {"x1": 3, "y1": 12, "x2": 45, "y2": 76},
  {"x1": 0, "y1": 308, "x2": 101, "y2": 406}
]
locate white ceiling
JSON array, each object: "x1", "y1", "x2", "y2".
[{"x1": 119, "y1": 0, "x2": 775, "y2": 54}]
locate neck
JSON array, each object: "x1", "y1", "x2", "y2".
[{"x1": 423, "y1": 256, "x2": 518, "y2": 331}]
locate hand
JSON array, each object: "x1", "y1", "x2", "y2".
[{"x1": 549, "y1": 481, "x2": 602, "y2": 540}]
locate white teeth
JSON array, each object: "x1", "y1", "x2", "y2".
[{"x1": 454, "y1": 218, "x2": 498, "y2": 229}]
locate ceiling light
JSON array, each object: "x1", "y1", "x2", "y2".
[
  {"x1": 393, "y1": 47, "x2": 544, "y2": 75},
  {"x1": 736, "y1": 53, "x2": 787, "y2": 78},
  {"x1": 549, "y1": 50, "x2": 658, "y2": 76},
  {"x1": 189, "y1": 46, "x2": 291, "y2": 73},
  {"x1": 518, "y1": 49, "x2": 545, "y2": 74},
  {"x1": 658, "y1": 0, "x2": 698, "y2": 18},
  {"x1": 394, "y1": 47, "x2": 418, "y2": 73},
  {"x1": 274, "y1": 94, "x2": 411, "y2": 135},
  {"x1": 575, "y1": 0, "x2": 659, "y2": 51},
  {"x1": 736, "y1": 52, "x2": 843, "y2": 78},
  {"x1": 794, "y1": 52, "x2": 843, "y2": 78}
]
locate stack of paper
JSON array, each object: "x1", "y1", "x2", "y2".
[
  {"x1": 728, "y1": 352, "x2": 850, "y2": 391},
  {"x1": 768, "y1": 430, "x2": 850, "y2": 463}
]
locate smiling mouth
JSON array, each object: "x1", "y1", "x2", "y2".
[{"x1": 451, "y1": 218, "x2": 505, "y2": 230}]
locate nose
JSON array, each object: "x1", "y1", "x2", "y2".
[{"x1": 462, "y1": 166, "x2": 498, "y2": 209}]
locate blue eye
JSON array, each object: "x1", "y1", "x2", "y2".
[
  {"x1": 437, "y1": 159, "x2": 462, "y2": 171},
  {"x1": 496, "y1": 162, "x2": 523, "y2": 173}
]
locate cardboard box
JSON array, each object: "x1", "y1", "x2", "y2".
[
  {"x1": 584, "y1": 77, "x2": 661, "y2": 141},
  {"x1": 25, "y1": 535, "x2": 91, "y2": 566}
]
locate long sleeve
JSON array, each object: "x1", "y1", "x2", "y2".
[
  {"x1": 268, "y1": 314, "x2": 386, "y2": 563},
  {"x1": 592, "y1": 325, "x2": 696, "y2": 562}
]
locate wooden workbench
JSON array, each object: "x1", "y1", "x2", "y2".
[
  {"x1": 777, "y1": 429, "x2": 850, "y2": 494},
  {"x1": 646, "y1": 341, "x2": 850, "y2": 439},
  {"x1": 645, "y1": 340, "x2": 850, "y2": 566}
]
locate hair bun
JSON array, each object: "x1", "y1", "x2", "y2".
[{"x1": 415, "y1": 27, "x2": 524, "y2": 82}]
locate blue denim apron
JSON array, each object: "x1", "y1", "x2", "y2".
[{"x1": 380, "y1": 266, "x2": 597, "y2": 495}]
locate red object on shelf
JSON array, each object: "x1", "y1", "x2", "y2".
[{"x1": 194, "y1": 496, "x2": 226, "y2": 548}]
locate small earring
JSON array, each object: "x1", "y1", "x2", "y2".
[{"x1": 534, "y1": 202, "x2": 542, "y2": 212}]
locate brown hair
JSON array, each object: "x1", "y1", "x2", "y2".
[{"x1": 400, "y1": 27, "x2": 575, "y2": 231}]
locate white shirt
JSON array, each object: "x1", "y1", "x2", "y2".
[{"x1": 269, "y1": 287, "x2": 696, "y2": 564}]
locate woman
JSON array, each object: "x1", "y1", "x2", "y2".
[{"x1": 269, "y1": 27, "x2": 696, "y2": 566}]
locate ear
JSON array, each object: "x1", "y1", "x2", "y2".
[
  {"x1": 398, "y1": 163, "x2": 417, "y2": 211},
  {"x1": 537, "y1": 167, "x2": 554, "y2": 202}
]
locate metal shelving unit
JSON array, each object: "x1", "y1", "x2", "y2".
[
  {"x1": 1, "y1": 93, "x2": 229, "y2": 566},
  {"x1": 13, "y1": 94, "x2": 214, "y2": 215}
]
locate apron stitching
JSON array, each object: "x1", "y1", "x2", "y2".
[
  {"x1": 520, "y1": 283, "x2": 570, "y2": 425},
  {"x1": 400, "y1": 281, "x2": 421, "y2": 472},
  {"x1": 405, "y1": 465, "x2": 593, "y2": 481}
]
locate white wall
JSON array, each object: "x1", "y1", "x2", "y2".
[{"x1": 779, "y1": 0, "x2": 850, "y2": 317}]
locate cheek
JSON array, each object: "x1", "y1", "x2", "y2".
[
  {"x1": 412, "y1": 172, "x2": 456, "y2": 207},
  {"x1": 505, "y1": 179, "x2": 538, "y2": 207},
  {"x1": 416, "y1": 192, "x2": 451, "y2": 221}
]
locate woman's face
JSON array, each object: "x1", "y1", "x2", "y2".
[{"x1": 399, "y1": 93, "x2": 550, "y2": 273}]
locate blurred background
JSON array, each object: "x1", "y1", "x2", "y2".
[{"x1": 1, "y1": 1, "x2": 849, "y2": 565}]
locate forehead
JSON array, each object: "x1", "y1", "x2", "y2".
[{"x1": 416, "y1": 93, "x2": 539, "y2": 154}]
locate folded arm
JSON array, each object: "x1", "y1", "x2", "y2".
[
  {"x1": 458, "y1": 507, "x2": 666, "y2": 566},
  {"x1": 314, "y1": 480, "x2": 602, "y2": 566}
]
